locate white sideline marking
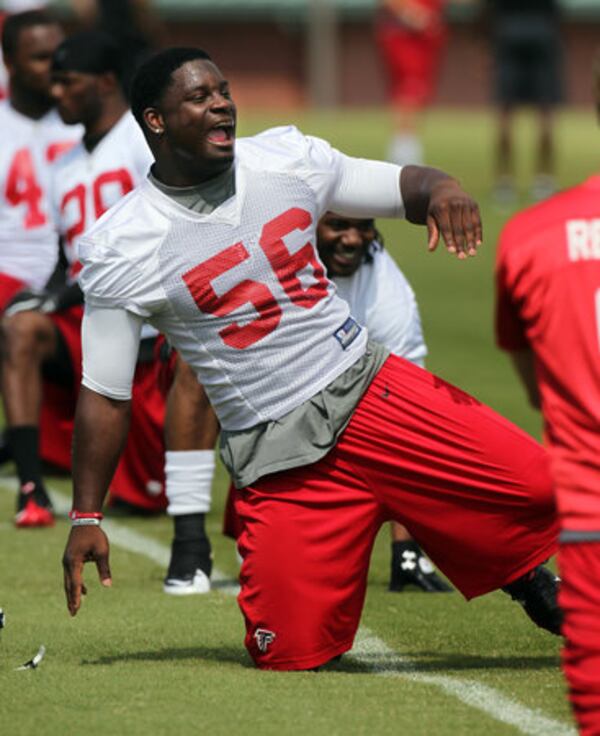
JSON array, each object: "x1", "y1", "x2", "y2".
[
  {"x1": 352, "y1": 630, "x2": 576, "y2": 736},
  {"x1": 2, "y1": 480, "x2": 575, "y2": 735}
]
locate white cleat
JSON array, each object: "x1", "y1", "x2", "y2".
[{"x1": 163, "y1": 569, "x2": 211, "y2": 596}]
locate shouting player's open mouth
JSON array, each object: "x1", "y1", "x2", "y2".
[{"x1": 206, "y1": 123, "x2": 235, "y2": 147}]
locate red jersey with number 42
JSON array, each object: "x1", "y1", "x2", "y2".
[
  {"x1": 496, "y1": 176, "x2": 600, "y2": 529},
  {"x1": 50, "y1": 111, "x2": 152, "y2": 282},
  {"x1": 0, "y1": 101, "x2": 79, "y2": 289}
]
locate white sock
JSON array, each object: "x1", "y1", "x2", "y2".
[
  {"x1": 165, "y1": 450, "x2": 215, "y2": 516},
  {"x1": 388, "y1": 134, "x2": 424, "y2": 166}
]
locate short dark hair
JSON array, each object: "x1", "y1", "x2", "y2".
[
  {"x1": 2, "y1": 9, "x2": 59, "y2": 60},
  {"x1": 130, "y1": 47, "x2": 213, "y2": 128},
  {"x1": 51, "y1": 31, "x2": 123, "y2": 79}
]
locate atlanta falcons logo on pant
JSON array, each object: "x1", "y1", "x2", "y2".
[{"x1": 254, "y1": 628, "x2": 276, "y2": 653}]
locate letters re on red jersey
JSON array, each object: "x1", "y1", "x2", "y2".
[{"x1": 495, "y1": 176, "x2": 600, "y2": 530}]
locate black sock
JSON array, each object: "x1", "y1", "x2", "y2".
[
  {"x1": 173, "y1": 512, "x2": 207, "y2": 542},
  {"x1": 169, "y1": 514, "x2": 212, "y2": 578},
  {"x1": 7, "y1": 426, "x2": 44, "y2": 490}
]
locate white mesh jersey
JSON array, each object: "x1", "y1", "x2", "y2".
[
  {"x1": 0, "y1": 101, "x2": 80, "y2": 289},
  {"x1": 333, "y1": 245, "x2": 427, "y2": 367},
  {"x1": 79, "y1": 126, "x2": 404, "y2": 430},
  {"x1": 50, "y1": 111, "x2": 153, "y2": 283}
]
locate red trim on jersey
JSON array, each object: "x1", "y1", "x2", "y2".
[{"x1": 46, "y1": 141, "x2": 76, "y2": 163}]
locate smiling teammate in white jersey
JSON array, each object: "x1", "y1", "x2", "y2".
[{"x1": 317, "y1": 212, "x2": 452, "y2": 592}]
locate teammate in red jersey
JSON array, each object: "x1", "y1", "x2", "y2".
[
  {"x1": 496, "y1": 166, "x2": 600, "y2": 732},
  {"x1": 62, "y1": 48, "x2": 561, "y2": 672}
]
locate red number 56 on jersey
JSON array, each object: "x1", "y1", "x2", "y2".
[{"x1": 182, "y1": 207, "x2": 329, "y2": 349}]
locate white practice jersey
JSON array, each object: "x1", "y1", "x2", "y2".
[
  {"x1": 333, "y1": 245, "x2": 426, "y2": 367},
  {"x1": 50, "y1": 111, "x2": 153, "y2": 283},
  {"x1": 0, "y1": 102, "x2": 80, "y2": 289},
  {"x1": 80, "y1": 126, "x2": 404, "y2": 430}
]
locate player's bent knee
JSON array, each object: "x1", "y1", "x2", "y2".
[{"x1": 1, "y1": 311, "x2": 56, "y2": 360}]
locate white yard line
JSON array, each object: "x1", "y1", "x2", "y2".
[
  {"x1": 2, "y1": 479, "x2": 576, "y2": 735},
  {"x1": 352, "y1": 630, "x2": 576, "y2": 736}
]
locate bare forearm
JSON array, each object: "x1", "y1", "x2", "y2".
[
  {"x1": 71, "y1": 386, "x2": 131, "y2": 512},
  {"x1": 400, "y1": 165, "x2": 482, "y2": 257},
  {"x1": 401, "y1": 165, "x2": 457, "y2": 224}
]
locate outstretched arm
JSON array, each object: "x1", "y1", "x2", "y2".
[
  {"x1": 400, "y1": 165, "x2": 482, "y2": 259},
  {"x1": 326, "y1": 154, "x2": 482, "y2": 259},
  {"x1": 62, "y1": 305, "x2": 143, "y2": 616},
  {"x1": 63, "y1": 388, "x2": 131, "y2": 615}
]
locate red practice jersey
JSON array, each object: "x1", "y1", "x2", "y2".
[{"x1": 496, "y1": 176, "x2": 600, "y2": 530}]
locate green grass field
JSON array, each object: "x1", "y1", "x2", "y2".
[{"x1": 2, "y1": 106, "x2": 596, "y2": 735}]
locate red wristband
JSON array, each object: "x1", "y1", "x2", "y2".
[{"x1": 68, "y1": 510, "x2": 104, "y2": 521}]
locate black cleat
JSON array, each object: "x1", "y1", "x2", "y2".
[
  {"x1": 389, "y1": 541, "x2": 453, "y2": 593},
  {"x1": 502, "y1": 565, "x2": 562, "y2": 636}
]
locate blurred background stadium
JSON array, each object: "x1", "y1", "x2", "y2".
[{"x1": 19, "y1": 0, "x2": 598, "y2": 109}]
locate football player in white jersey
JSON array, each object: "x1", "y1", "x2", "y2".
[
  {"x1": 0, "y1": 10, "x2": 79, "y2": 310},
  {"x1": 63, "y1": 49, "x2": 561, "y2": 671},
  {"x1": 1, "y1": 31, "x2": 164, "y2": 528}
]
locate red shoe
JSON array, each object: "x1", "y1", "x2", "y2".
[{"x1": 15, "y1": 498, "x2": 55, "y2": 528}]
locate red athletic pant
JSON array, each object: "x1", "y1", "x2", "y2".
[
  {"x1": 235, "y1": 355, "x2": 558, "y2": 671},
  {"x1": 559, "y1": 542, "x2": 600, "y2": 736}
]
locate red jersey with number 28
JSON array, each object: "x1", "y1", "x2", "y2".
[{"x1": 496, "y1": 176, "x2": 600, "y2": 530}]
